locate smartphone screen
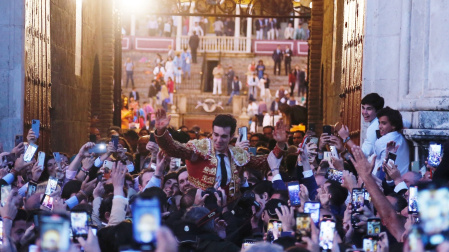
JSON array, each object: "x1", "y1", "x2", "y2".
[
  {"x1": 267, "y1": 219, "x2": 282, "y2": 241},
  {"x1": 53, "y1": 152, "x2": 62, "y2": 163},
  {"x1": 27, "y1": 182, "x2": 37, "y2": 199},
  {"x1": 111, "y1": 135, "x2": 119, "y2": 149},
  {"x1": 329, "y1": 146, "x2": 339, "y2": 158},
  {"x1": 39, "y1": 213, "x2": 70, "y2": 251},
  {"x1": 364, "y1": 191, "x2": 371, "y2": 202},
  {"x1": 38, "y1": 151, "x2": 46, "y2": 169},
  {"x1": 288, "y1": 182, "x2": 301, "y2": 206},
  {"x1": 239, "y1": 127, "x2": 248, "y2": 142},
  {"x1": 23, "y1": 143, "x2": 38, "y2": 162},
  {"x1": 132, "y1": 198, "x2": 160, "y2": 246},
  {"x1": 408, "y1": 186, "x2": 418, "y2": 213},
  {"x1": 326, "y1": 168, "x2": 343, "y2": 183},
  {"x1": 352, "y1": 188, "x2": 365, "y2": 211},
  {"x1": 71, "y1": 211, "x2": 89, "y2": 240},
  {"x1": 367, "y1": 218, "x2": 381, "y2": 235},
  {"x1": 417, "y1": 186, "x2": 449, "y2": 235},
  {"x1": 296, "y1": 213, "x2": 311, "y2": 237},
  {"x1": 15, "y1": 135, "x2": 23, "y2": 147},
  {"x1": 248, "y1": 147, "x2": 257, "y2": 156},
  {"x1": 363, "y1": 236, "x2": 378, "y2": 252},
  {"x1": 173, "y1": 158, "x2": 181, "y2": 168},
  {"x1": 32, "y1": 119, "x2": 40, "y2": 139},
  {"x1": 88, "y1": 143, "x2": 107, "y2": 154},
  {"x1": 1, "y1": 185, "x2": 11, "y2": 207},
  {"x1": 323, "y1": 151, "x2": 331, "y2": 162},
  {"x1": 304, "y1": 201, "x2": 321, "y2": 224},
  {"x1": 319, "y1": 220, "x2": 336, "y2": 250},
  {"x1": 45, "y1": 177, "x2": 58, "y2": 195},
  {"x1": 428, "y1": 143, "x2": 442, "y2": 167},
  {"x1": 41, "y1": 194, "x2": 54, "y2": 210}
]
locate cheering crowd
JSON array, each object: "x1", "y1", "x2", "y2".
[{"x1": 0, "y1": 92, "x2": 448, "y2": 252}]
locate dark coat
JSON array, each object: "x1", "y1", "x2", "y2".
[{"x1": 189, "y1": 35, "x2": 200, "y2": 50}]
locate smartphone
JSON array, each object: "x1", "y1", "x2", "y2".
[
  {"x1": 309, "y1": 137, "x2": 319, "y2": 145},
  {"x1": 375, "y1": 130, "x2": 381, "y2": 139},
  {"x1": 1, "y1": 185, "x2": 11, "y2": 207},
  {"x1": 428, "y1": 143, "x2": 442, "y2": 167},
  {"x1": 287, "y1": 181, "x2": 301, "y2": 206},
  {"x1": 15, "y1": 135, "x2": 23, "y2": 147},
  {"x1": 304, "y1": 201, "x2": 321, "y2": 224},
  {"x1": 37, "y1": 151, "x2": 46, "y2": 169},
  {"x1": 111, "y1": 135, "x2": 119, "y2": 150},
  {"x1": 248, "y1": 147, "x2": 257, "y2": 156},
  {"x1": 40, "y1": 194, "x2": 54, "y2": 210},
  {"x1": 103, "y1": 160, "x2": 114, "y2": 169},
  {"x1": 132, "y1": 197, "x2": 160, "y2": 248},
  {"x1": 296, "y1": 213, "x2": 311, "y2": 237},
  {"x1": 417, "y1": 184, "x2": 449, "y2": 238},
  {"x1": 26, "y1": 182, "x2": 37, "y2": 199},
  {"x1": 387, "y1": 152, "x2": 396, "y2": 166},
  {"x1": 71, "y1": 211, "x2": 89, "y2": 242},
  {"x1": 329, "y1": 146, "x2": 339, "y2": 159},
  {"x1": 23, "y1": 143, "x2": 38, "y2": 162},
  {"x1": 408, "y1": 185, "x2": 418, "y2": 213},
  {"x1": 323, "y1": 125, "x2": 332, "y2": 135},
  {"x1": 88, "y1": 143, "x2": 107, "y2": 154},
  {"x1": 308, "y1": 123, "x2": 315, "y2": 132},
  {"x1": 352, "y1": 188, "x2": 365, "y2": 212},
  {"x1": 32, "y1": 119, "x2": 40, "y2": 139},
  {"x1": 319, "y1": 219, "x2": 336, "y2": 250},
  {"x1": 0, "y1": 218, "x2": 3, "y2": 245},
  {"x1": 241, "y1": 239, "x2": 256, "y2": 251},
  {"x1": 89, "y1": 134, "x2": 97, "y2": 143},
  {"x1": 28, "y1": 245, "x2": 39, "y2": 252},
  {"x1": 362, "y1": 236, "x2": 378, "y2": 252},
  {"x1": 53, "y1": 152, "x2": 62, "y2": 163},
  {"x1": 323, "y1": 151, "x2": 331, "y2": 162},
  {"x1": 173, "y1": 158, "x2": 181, "y2": 168},
  {"x1": 39, "y1": 213, "x2": 70, "y2": 251},
  {"x1": 325, "y1": 168, "x2": 343, "y2": 183},
  {"x1": 149, "y1": 133, "x2": 156, "y2": 143},
  {"x1": 366, "y1": 218, "x2": 381, "y2": 236},
  {"x1": 91, "y1": 226, "x2": 98, "y2": 236},
  {"x1": 239, "y1": 127, "x2": 248, "y2": 142},
  {"x1": 45, "y1": 177, "x2": 58, "y2": 196},
  {"x1": 267, "y1": 219, "x2": 282, "y2": 241}
]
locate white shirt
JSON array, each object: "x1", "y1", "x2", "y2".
[
  {"x1": 193, "y1": 26, "x2": 204, "y2": 36},
  {"x1": 125, "y1": 62, "x2": 133, "y2": 71},
  {"x1": 373, "y1": 131, "x2": 410, "y2": 176},
  {"x1": 215, "y1": 154, "x2": 232, "y2": 185},
  {"x1": 362, "y1": 117, "x2": 378, "y2": 157}
]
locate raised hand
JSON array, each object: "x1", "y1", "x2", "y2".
[
  {"x1": 155, "y1": 108, "x2": 171, "y2": 132},
  {"x1": 349, "y1": 146, "x2": 376, "y2": 178},
  {"x1": 273, "y1": 119, "x2": 288, "y2": 144}
]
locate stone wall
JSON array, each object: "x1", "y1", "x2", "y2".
[
  {"x1": 50, "y1": 0, "x2": 116, "y2": 155},
  {"x1": 0, "y1": 0, "x2": 26, "y2": 152}
]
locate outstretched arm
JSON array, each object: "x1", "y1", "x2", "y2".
[{"x1": 154, "y1": 109, "x2": 195, "y2": 161}]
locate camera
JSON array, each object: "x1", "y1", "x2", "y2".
[
  {"x1": 233, "y1": 190, "x2": 261, "y2": 219},
  {"x1": 201, "y1": 187, "x2": 222, "y2": 211}
]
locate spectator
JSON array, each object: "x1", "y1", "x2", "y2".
[
  {"x1": 259, "y1": 73, "x2": 271, "y2": 104},
  {"x1": 147, "y1": 16, "x2": 158, "y2": 36},
  {"x1": 284, "y1": 23, "x2": 294, "y2": 40},
  {"x1": 257, "y1": 60, "x2": 265, "y2": 80},
  {"x1": 255, "y1": 18, "x2": 264, "y2": 40},
  {"x1": 163, "y1": 19, "x2": 173, "y2": 37},
  {"x1": 192, "y1": 22, "x2": 204, "y2": 36},
  {"x1": 267, "y1": 18, "x2": 275, "y2": 40},
  {"x1": 129, "y1": 87, "x2": 139, "y2": 102},
  {"x1": 294, "y1": 24, "x2": 309, "y2": 40},
  {"x1": 173, "y1": 52, "x2": 182, "y2": 87},
  {"x1": 247, "y1": 72, "x2": 259, "y2": 100},
  {"x1": 270, "y1": 97, "x2": 281, "y2": 115},
  {"x1": 284, "y1": 45, "x2": 292, "y2": 76},
  {"x1": 226, "y1": 75, "x2": 241, "y2": 105},
  {"x1": 213, "y1": 18, "x2": 224, "y2": 36},
  {"x1": 124, "y1": 58, "x2": 134, "y2": 88},
  {"x1": 189, "y1": 31, "x2": 200, "y2": 63},
  {"x1": 288, "y1": 69, "x2": 296, "y2": 96},
  {"x1": 212, "y1": 63, "x2": 224, "y2": 95},
  {"x1": 272, "y1": 45, "x2": 283, "y2": 75},
  {"x1": 181, "y1": 47, "x2": 192, "y2": 79},
  {"x1": 225, "y1": 66, "x2": 235, "y2": 96}
]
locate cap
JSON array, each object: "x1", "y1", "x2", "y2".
[{"x1": 173, "y1": 221, "x2": 199, "y2": 244}]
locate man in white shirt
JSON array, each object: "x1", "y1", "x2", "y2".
[
  {"x1": 192, "y1": 22, "x2": 204, "y2": 36},
  {"x1": 338, "y1": 93, "x2": 385, "y2": 157},
  {"x1": 284, "y1": 23, "x2": 294, "y2": 40}
]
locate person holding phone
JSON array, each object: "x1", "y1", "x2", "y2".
[{"x1": 154, "y1": 108, "x2": 288, "y2": 200}]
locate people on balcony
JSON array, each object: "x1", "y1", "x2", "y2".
[
  {"x1": 213, "y1": 18, "x2": 224, "y2": 36},
  {"x1": 267, "y1": 18, "x2": 275, "y2": 40},
  {"x1": 164, "y1": 19, "x2": 173, "y2": 37},
  {"x1": 147, "y1": 16, "x2": 158, "y2": 36},
  {"x1": 293, "y1": 24, "x2": 309, "y2": 40},
  {"x1": 284, "y1": 23, "x2": 294, "y2": 40},
  {"x1": 192, "y1": 22, "x2": 204, "y2": 37},
  {"x1": 189, "y1": 31, "x2": 199, "y2": 63},
  {"x1": 255, "y1": 18, "x2": 264, "y2": 40},
  {"x1": 224, "y1": 17, "x2": 235, "y2": 36}
]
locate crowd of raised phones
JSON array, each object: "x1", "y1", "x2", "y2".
[{"x1": 0, "y1": 92, "x2": 448, "y2": 252}]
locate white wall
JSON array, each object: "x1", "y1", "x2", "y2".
[{"x1": 0, "y1": 0, "x2": 25, "y2": 151}]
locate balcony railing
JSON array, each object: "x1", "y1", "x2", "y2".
[{"x1": 180, "y1": 36, "x2": 251, "y2": 53}]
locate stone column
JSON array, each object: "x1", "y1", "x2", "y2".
[
  {"x1": 0, "y1": 0, "x2": 25, "y2": 151},
  {"x1": 130, "y1": 14, "x2": 136, "y2": 36},
  {"x1": 294, "y1": 11, "x2": 300, "y2": 30},
  {"x1": 189, "y1": 3, "x2": 195, "y2": 35},
  {"x1": 234, "y1": 6, "x2": 241, "y2": 51},
  {"x1": 176, "y1": 16, "x2": 182, "y2": 50},
  {"x1": 246, "y1": 17, "x2": 252, "y2": 53}
]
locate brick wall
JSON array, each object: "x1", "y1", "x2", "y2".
[{"x1": 50, "y1": 0, "x2": 117, "y2": 155}]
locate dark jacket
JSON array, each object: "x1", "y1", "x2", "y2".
[
  {"x1": 189, "y1": 35, "x2": 200, "y2": 50},
  {"x1": 129, "y1": 91, "x2": 139, "y2": 101},
  {"x1": 272, "y1": 49, "x2": 283, "y2": 62}
]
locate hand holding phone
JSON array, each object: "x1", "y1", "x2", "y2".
[
  {"x1": 239, "y1": 127, "x2": 248, "y2": 142},
  {"x1": 23, "y1": 143, "x2": 38, "y2": 162},
  {"x1": 132, "y1": 197, "x2": 160, "y2": 248},
  {"x1": 32, "y1": 119, "x2": 40, "y2": 139},
  {"x1": 71, "y1": 211, "x2": 89, "y2": 242},
  {"x1": 287, "y1": 182, "x2": 301, "y2": 206},
  {"x1": 319, "y1": 219, "x2": 336, "y2": 250}
]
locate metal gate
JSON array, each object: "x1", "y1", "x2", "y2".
[
  {"x1": 339, "y1": 0, "x2": 364, "y2": 145},
  {"x1": 24, "y1": 0, "x2": 51, "y2": 151}
]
